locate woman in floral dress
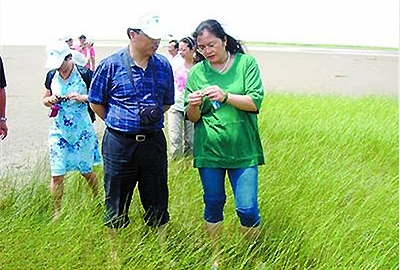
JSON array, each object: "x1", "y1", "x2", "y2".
[{"x1": 42, "y1": 41, "x2": 101, "y2": 219}]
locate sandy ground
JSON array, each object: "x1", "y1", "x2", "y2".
[{"x1": 0, "y1": 44, "x2": 398, "y2": 173}]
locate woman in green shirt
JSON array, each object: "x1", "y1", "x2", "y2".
[{"x1": 185, "y1": 19, "x2": 265, "y2": 268}]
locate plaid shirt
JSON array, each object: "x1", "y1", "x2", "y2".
[{"x1": 88, "y1": 47, "x2": 174, "y2": 133}]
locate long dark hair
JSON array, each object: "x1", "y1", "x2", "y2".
[
  {"x1": 192, "y1": 19, "x2": 245, "y2": 62},
  {"x1": 179, "y1": 36, "x2": 203, "y2": 64}
]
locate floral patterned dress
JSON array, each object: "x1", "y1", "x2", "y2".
[{"x1": 48, "y1": 67, "x2": 101, "y2": 176}]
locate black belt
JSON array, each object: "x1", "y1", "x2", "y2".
[{"x1": 107, "y1": 128, "x2": 160, "y2": 142}]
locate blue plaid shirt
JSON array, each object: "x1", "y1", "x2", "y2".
[{"x1": 88, "y1": 47, "x2": 174, "y2": 133}]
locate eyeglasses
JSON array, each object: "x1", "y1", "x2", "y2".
[
  {"x1": 196, "y1": 39, "x2": 221, "y2": 53},
  {"x1": 128, "y1": 28, "x2": 159, "y2": 41},
  {"x1": 129, "y1": 28, "x2": 153, "y2": 39}
]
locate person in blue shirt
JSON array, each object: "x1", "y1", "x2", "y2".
[{"x1": 88, "y1": 14, "x2": 174, "y2": 235}]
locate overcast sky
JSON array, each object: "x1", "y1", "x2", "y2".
[{"x1": 0, "y1": 0, "x2": 398, "y2": 47}]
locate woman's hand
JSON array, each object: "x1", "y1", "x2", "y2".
[
  {"x1": 188, "y1": 90, "x2": 203, "y2": 107},
  {"x1": 187, "y1": 90, "x2": 203, "y2": 123},
  {"x1": 66, "y1": 92, "x2": 87, "y2": 102},
  {"x1": 202, "y1": 85, "x2": 225, "y2": 102},
  {"x1": 43, "y1": 94, "x2": 61, "y2": 107}
]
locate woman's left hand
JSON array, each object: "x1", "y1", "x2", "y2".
[
  {"x1": 66, "y1": 92, "x2": 87, "y2": 102},
  {"x1": 202, "y1": 85, "x2": 225, "y2": 102}
]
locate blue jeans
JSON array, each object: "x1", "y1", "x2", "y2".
[{"x1": 199, "y1": 166, "x2": 260, "y2": 227}]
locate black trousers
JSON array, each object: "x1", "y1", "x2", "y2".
[{"x1": 102, "y1": 128, "x2": 169, "y2": 228}]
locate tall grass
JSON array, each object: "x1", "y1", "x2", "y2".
[{"x1": 0, "y1": 93, "x2": 398, "y2": 269}]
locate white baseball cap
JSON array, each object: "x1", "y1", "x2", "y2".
[
  {"x1": 130, "y1": 13, "x2": 164, "y2": 39},
  {"x1": 45, "y1": 41, "x2": 71, "y2": 69}
]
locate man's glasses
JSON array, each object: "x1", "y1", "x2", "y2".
[
  {"x1": 128, "y1": 28, "x2": 142, "y2": 35},
  {"x1": 127, "y1": 28, "x2": 140, "y2": 38},
  {"x1": 128, "y1": 28, "x2": 159, "y2": 41}
]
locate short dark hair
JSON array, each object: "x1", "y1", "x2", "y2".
[
  {"x1": 169, "y1": 39, "x2": 178, "y2": 49},
  {"x1": 126, "y1": 28, "x2": 141, "y2": 39},
  {"x1": 78, "y1": 34, "x2": 86, "y2": 40}
]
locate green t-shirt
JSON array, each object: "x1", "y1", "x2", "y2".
[{"x1": 185, "y1": 53, "x2": 265, "y2": 168}]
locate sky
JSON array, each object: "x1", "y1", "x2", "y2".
[{"x1": 0, "y1": 0, "x2": 399, "y2": 47}]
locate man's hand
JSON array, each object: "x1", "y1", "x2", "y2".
[{"x1": 0, "y1": 120, "x2": 8, "y2": 140}]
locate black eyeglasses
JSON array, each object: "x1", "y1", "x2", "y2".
[{"x1": 127, "y1": 28, "x2": 157, "y2": 41}]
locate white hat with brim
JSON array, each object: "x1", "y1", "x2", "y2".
[
  {"x1": 131, "y1": 13, "x2": 165, "y2": 40},
  {"x1": 70, "y1": 50, "x2": 87, "y2": 66},
  {"x1": 45, "y1": 41, "x2": 72, "y2": 69}
]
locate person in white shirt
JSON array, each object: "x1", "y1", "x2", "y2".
[
  {"x1": 168, "y1": 37, "x2": 197, "y2": 158},
  {"x1": 167, "y1": 39, "x2": 184, "y2": 72}
]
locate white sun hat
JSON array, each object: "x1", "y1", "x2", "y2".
[
  {"x1": 70, "y1": 50, "x2": 88, "y2": 66},
  {"x1": 45, "y1": 41, "x2": 71, "y2": 69}
]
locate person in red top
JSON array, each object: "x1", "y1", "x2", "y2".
[{"x1": 0, "y1": 56, "x2": 8, "y2": 140}]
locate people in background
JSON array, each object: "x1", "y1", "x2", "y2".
[
  {"x1": 59, "y1": 35, "x2": 87, "y2": 67},
  {"x1": 166, "y1": 39, "x2": 183, "y2": 71},
  {"x1": 168, "y1": 36, "x2": 197, "y2": 158},
  {"x1": 0, "y1": 56, "x2": 8, "y2": 140},
  {"x1": 78, "y1": 34, "x2": 96, "y2": 71},
  {"x1": 167, "y1": 39, "x2": 178, "y2": 59},
  {"x1": 63, "y1": 36, "x2": 74, "y2": 49}
]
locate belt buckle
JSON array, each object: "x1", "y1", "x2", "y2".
[{"x1": 135, "y1": 134, "x2": 146, "y2": 142}]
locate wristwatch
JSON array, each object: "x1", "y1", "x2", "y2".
[
  {"x1": 0, "y1": 117, "x2": 7, "y2": 122},
  {"x1": 221, "y1": 92, "x2": 229, "y2": 104}
]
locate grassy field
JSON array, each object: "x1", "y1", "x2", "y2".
[
  {"x1": 243, "y1": 41, "x2": 399, "y2": 51},
  {"x1": 0, "y1": 93, "x2": 398, "y2": 269}
]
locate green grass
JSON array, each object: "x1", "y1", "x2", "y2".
[{"x1": 0, "y1": 93, "x2": 398, "y2": 269}]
